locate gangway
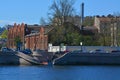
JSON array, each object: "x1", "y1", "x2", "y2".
[{"x1": 15, "y1": 51, "x2": 42, "y2": 65}]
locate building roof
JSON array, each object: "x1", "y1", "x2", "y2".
[
  {"x1": 80, "y1": 26, "x2": 98, "y2": 35},
  {"x1": 96, "y1": 16, "x2": 120, "y2": 23},
  {"x1": 26, "y1": 24, "x2": 53, "y2": 34},
  {"x1": 25, "y1": 25, "x2": 54, "y2": 37},
  {"x1": 98, "y1": 17, "x2": 111, "y2": 22},
  {"x1": 25, "y1": 32, "x2": 40, "y2": 37},
  {"x1": 44, "y1": 26, "x2": 54, "y2": 34},
  {"x1": 26, "y1": 24, "x2": 43, "y2": 32}
]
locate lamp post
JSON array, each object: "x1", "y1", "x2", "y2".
[
  {"x1": 80, "y1": 42, "x2": 83, "y2": 52},
  {"x1": 80, "y1": 3, "x2": 84, "y2": 52}
]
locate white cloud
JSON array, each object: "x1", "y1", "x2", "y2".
[
  {"x1": 0, "y1": 20, "x2": 14, "y2": 24},
  {"x1": 0, "y1": 20, "x2": 22, "y2": 27}
]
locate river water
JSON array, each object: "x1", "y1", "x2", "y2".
[{"x1": 0, "y1": 65, "x2": 120, "y2": 80}]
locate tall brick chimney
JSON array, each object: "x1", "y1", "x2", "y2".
[{"x1": 81, "y1": 2, "x2": 84, "y2": 26}]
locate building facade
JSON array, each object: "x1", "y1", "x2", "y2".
[
  {"x1": 94, "y1": 16, "x2": 120, "y2": 46},
  {"x1": 7, "y1": 23, "x2": 49, "y2": 50},
  {"x1": 25, "y1": 27, "x2": 48, "y2": 50}
]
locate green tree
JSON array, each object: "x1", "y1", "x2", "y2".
[
  {"x1": 82, "y1": 35, "x2": 100, "y2": 46},
  {"x1": 14, "y1": 36, "x2": 21, "y2": 47},
  {"x1": 83, "y1": 16, "x2": 94, "y2": 26},
  {"x1": 0, "y1": 30, "x2": 8, "y2": 39},
  {"x1": 48, "y1": 22, "x2": 81, "y2": 46}
]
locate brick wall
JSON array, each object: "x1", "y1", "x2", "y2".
[
  {"x1": 25, "y1": 27, "x2": 48, "y2": 50},
  {"x1": 7, "y1": 23, "x2": 25, "y2": 49},
  {"x1": 7, "y1": 23, "x2": 48, "y2": 50}
]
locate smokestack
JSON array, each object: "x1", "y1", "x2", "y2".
[
  {"x1": 81, "y1": 3, "x2": 84, "y2": 26},
  {"x1": 80, "y1": 3, "x2": 84, "y2": 49}
]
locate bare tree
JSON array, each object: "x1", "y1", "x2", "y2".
[
  {"x1": 49, "y1": 0, "x2": 75, "y2": 27},
  {"x1": 100, "y1": 22, "x2": 111, "y2": 46},
  {"x1": 40, "y1": 17, "x2": 47, "y2": 26}
]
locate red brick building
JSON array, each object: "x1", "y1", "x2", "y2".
[{"x1": 7, "y1": 23, "x2": 51, "y2": 50}]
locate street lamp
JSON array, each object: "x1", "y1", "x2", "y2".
[{"x1": 80, "y1": 42, "x2": 83, "y2": 52}]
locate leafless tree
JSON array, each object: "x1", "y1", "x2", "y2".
[
  {"x1": 99, "y1": 22, "x2": 111, "y2": 46},
  {"x1": 49, "y1": 0, "x2": 75, "y2": 27},
  {"x1": 40, "y1": 17, "x2": 47, "y2": 26}
]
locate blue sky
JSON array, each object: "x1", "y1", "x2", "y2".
[{"x1": 0, "y1": 0, "x2": 119, "y2": 27}]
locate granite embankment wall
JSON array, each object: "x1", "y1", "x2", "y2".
[
  {"x1": 48, "y1": 46, "x2": 120, "y2": 52},
  {"x1": 0, "y1": 51, "x2": 54, "y2": 65},
  {"x1": 0, "y1": 51, "x2": 38, "y2": 65},
  {"x1": 0, "y1": 51, "x2": 20, "y2": 65},
  {"x1": 70, "y1": 53, "x2": 120, "y2": 65},
  {"x1": 54, "y1": 53, "x2": 120, "y2": 65},
  {"x1": 66, "y1": 46, "x2": 120, "y2": 52}
]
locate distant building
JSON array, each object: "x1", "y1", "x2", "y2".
[
  {"x1": 94, "y1": 16, "x2": 120, "y2": 46},
  {"x1": 94, "y1": 16, "x2": 111, "y2": 33},
  {"x1": 80, "y1": 26, "x2": 98, "y2": 35},
  {"x1": 7, "y1": 23, "x2": 52, "y2": 50}
]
